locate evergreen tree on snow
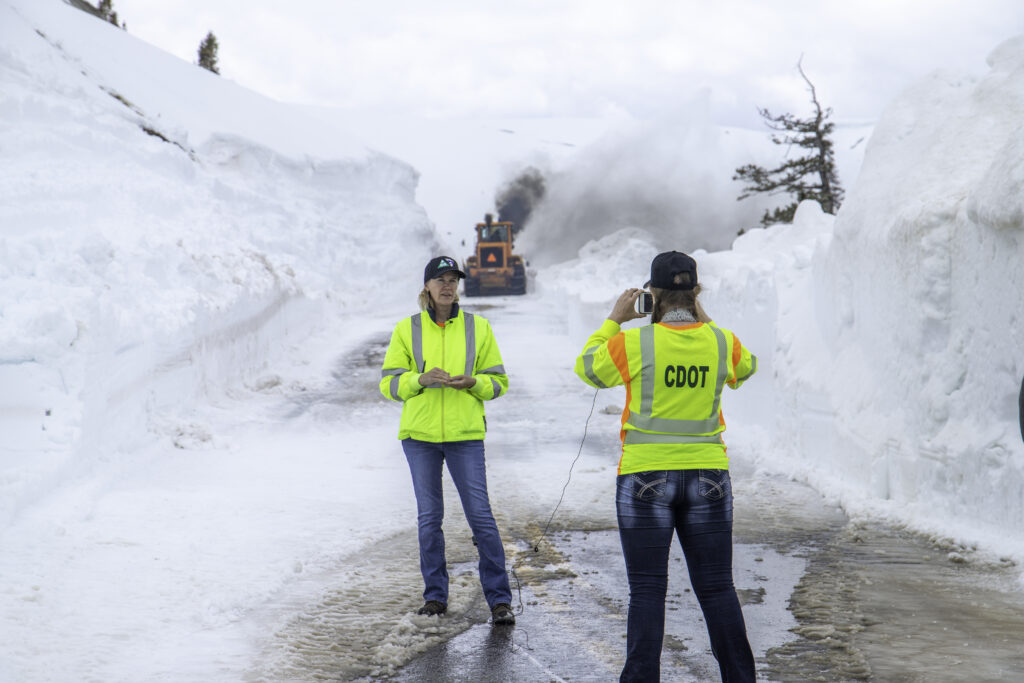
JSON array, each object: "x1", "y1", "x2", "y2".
[
  {"x1": 97, "y1": 0, "x2": 124, "y2": 29},
  {"x1": 198, "y1": 32, "x2": 221, "y2": 75},
  {"x1": 733, "y1": 60, "x2": 844, "y2": 228}
]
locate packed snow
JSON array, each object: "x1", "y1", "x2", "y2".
[{"x1": 2, "y1": 0, "x2": 1024, "y2": 680}]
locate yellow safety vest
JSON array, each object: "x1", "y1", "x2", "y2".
[
  {"x1": 380, "y1": 306, "x2": 508, "y2": 442},
  {"x1": 574, "y1": 319, "x2": 756, "y2": 474}
]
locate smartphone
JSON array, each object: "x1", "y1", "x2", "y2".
[{"x1": 636, "y1": 291, "x2": 654, "y2": 315}]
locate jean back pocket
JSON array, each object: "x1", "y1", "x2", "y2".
[
  {"x1": 698, "y1": 469, "x2": 730, "y2": 501},
  {"x1": 629, "y1": 471, "x2": 668, "y2": 501}
]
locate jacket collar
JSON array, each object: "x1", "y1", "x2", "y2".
[{"x1": 426, "y1": 301, "x2": 460, "y2": 322}]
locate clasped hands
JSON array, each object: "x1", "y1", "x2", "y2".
[{"x1": 418, "y1": 367, "x2": 477, "y2": 390}]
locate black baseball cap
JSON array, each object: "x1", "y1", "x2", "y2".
[
  {"x1": 424, "y1": 255, "x2": 466, "y2": 283},
  {"x1": 643, "y1": 251, "x2": 698, "y2": 290}
]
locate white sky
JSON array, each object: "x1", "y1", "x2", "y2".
[{"x1": 111, "y1": 0, "x2": 1023, "y2": 126}]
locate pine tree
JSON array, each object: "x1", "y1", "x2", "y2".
[
  {"x1": 97, "y1": 0, "x2": 122, "y2": 28},
  {"x1": 733, "y1": 60, "x2": 844, "y2": 228},
  {"x1": 198, "y1": 32, "x2": 220, "y2": 75}
]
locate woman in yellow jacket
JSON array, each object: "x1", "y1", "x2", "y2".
[
  {"x1": 379, "y1": 256, "x2": 515, "y2": 626},
  {"x1": 574, "y1": 251, "x2": 756, "y2": 682}
]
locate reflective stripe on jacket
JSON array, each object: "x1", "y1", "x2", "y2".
[
  {"x1": 574, "y1": 318, "x2": 756, "y2": 474},
  {"x1": 379, "y1": 306, "x2": 508, "y2": 442}
]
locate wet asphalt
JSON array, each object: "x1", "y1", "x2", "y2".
[
  {"x1": 271, "y1": 299, "x2": 1024, "y2": 682},
  {"x1": 382, "y1": 471, "x2": 1024, "y2": 682}
]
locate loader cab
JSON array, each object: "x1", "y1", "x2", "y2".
[{"x1": 479, "y1": 224, "x2": 510, "y2": 243}]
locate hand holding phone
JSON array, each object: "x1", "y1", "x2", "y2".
[
  {"x1": 636, "y1": 291, "x2": 653, "y2": 315},
  {"x1": 610, "y1": 289, "x2": 650, "y2": 324}
]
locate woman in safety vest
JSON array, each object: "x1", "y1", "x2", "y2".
[
  {"x1": 574, "y1": 251, "x2": 757, "y2": 682},
  {"x1": 379, "y1": 255, "x2": 515, "y2": 627}
]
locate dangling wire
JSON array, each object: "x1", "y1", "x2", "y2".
[
  {"x1": 535, "y1": 388, "x2": 600, "y2": 551},
  {"x1": 508, "y1": 387, "x2": 601, "y2": 649}
]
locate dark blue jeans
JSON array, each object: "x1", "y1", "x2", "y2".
[
  {"x1": 402, "y1": 438, "x2": 512, "y2": 609},
  {"x1": 616, "y1": 469, "x2": 755, "y2": 683}
]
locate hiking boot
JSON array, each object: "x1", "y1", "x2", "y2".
[
  {"x1": 491, "y1": 603, "x2": 515, "y2": 626},
  {"x1": 417, "y1": 600, "x2": 447, "y2": 616}
]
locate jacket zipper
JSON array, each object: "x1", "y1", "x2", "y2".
[{"x1": 440, "y1": 321, "x2": 446, "y2": 442}]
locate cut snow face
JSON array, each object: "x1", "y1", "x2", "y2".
[
  {"x1": 0, "y1": 0, "x2": 439, "y2": 527},
  {"x1": 794, "y1": 36, "x2": 1024, "y2": 541}
]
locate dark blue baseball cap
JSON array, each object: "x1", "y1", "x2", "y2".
[
  {"x1": 644, "y1": 251, "x2": 698, "y2": 290},
  {"x1": 424, "y1": 255, "x2": 466, "y2": 283}
]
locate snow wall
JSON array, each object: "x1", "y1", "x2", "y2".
[
  {"x1": 0, "y1": 0, "x2": 438, "y2": 527},
  {"x1": 799, "y1": 36, "x2": 1024, "y2": 545},
  {"x1": 720, "y1": 36, "x2": 1024, "y2": 558},
  {"x1": 542, "y1": 36, "x2": 1024, "y2": 562}
]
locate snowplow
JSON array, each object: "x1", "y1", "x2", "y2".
[{"x1": 462, "y1": 214, "x2": 527, "y2": 296}]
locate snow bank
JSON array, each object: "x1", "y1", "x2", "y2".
[
  {"x1": 799, "y1": 36, "x2": 1024, "y2": 552},
  {"x1": 703, "y1": 39, "x2": 1024, "y2": 563},
  {"x1": 543, "y1": 37, "x2": 1024, "y2": 567},
  {"x1": 0, "y1": 0, "x2": 438, "y2": 526}
]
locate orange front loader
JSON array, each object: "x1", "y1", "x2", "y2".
[{"x1": 462, "y1": 214, "x2": 527, "y2": 296}]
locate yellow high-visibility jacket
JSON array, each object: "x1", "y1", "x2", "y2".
[
  {"x1": 380, "y1": 305, "x2": 508, "y2": 442},
  {"x1": 574, "y1": 318, "x2": 756, "y2": 474}
]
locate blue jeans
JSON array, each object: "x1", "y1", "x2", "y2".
[
  {"x1": 402, "y1": 438, "x2": 512, "y2": 609},
  {"x1": 616, "y1": 469, "x2": 755, "y2": 683}
]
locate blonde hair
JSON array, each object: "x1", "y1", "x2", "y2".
[
  {"x1": 418, "y1": 287, "x2": 460, "y2": 311},
  {"x1": 651, "y1": 272, "x2": 710, "y2": 323}
]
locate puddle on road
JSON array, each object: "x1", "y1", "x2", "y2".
[{"x1": 392, "y1": 527, "x2": 804, "y2": 683}]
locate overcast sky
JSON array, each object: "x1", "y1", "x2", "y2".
[{"x1": 113, "y1": 0, "x2": 1022, "y2": 127}]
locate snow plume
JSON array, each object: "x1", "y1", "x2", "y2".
[
  {"x1": 495, "y1": 165, "x2": 546, "y2": 232},
  {"x1": 518, "y1": 98, "x2": 771, "y2": 266}
]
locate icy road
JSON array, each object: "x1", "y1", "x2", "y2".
[
  {"x1": 238, "y1": 293, "x2": 1024, "y2": 682},
  {"x1": 9, "y1": 291, "x2": 1018, "y2": 681}
]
